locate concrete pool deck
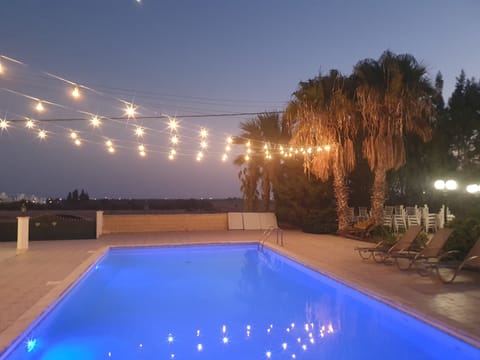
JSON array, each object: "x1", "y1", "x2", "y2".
[{"x1": 0, "y1": 230, "x2": 479, "y2": 353}]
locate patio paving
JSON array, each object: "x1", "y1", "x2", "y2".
[{"x1": 0, "y1": 230, "x2": 479, "y2": 353}]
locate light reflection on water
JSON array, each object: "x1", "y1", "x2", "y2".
[{"x1": 1, "y1": 244, "x2": 479, "y2": 359}]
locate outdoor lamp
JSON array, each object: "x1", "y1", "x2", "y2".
[
  {"x1": 466, "y1": 184, "x2": 480, "y2": 194},
  {"x1": 434, "y1": 179, "x2": 457, "y2": 227}
]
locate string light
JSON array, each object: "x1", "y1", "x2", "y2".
[
  {"x1": 25, "y1": 119, "x2": 35, "y2": 129},
  {"x1": 170, "y1": 135, "x2": 179, "y2": 145},
  {"x1": 35, "y1": 101, "x2": 44, "y2": 112},
  {"x1": 168, "y1": 117, "x2": 178, "y2": 131},
  {"x1": 135, "y1": 127, "x2": 144, "y2": 137},
  {"x1": 71, "y1": 86, "x2": 80, "y2": 99},
  {"x1": 196, "y1": 151, "x2": 204, "y2": 161},
  {"x1": 90, "y1": 116, "x2": 101, "y2": 127},
  {"x1": 38, "y1": 130, "x2": 47, "y2": 139},
  {"x1": 125, "y1": 103, "x2": 136, "y2": 118},
  {"x1": 222, "y1": 153, "x2": 228, "y2": 162},
  {"x1": 74, "y1": 138, "x2": 82, "y2": 146},
  {"x1": 138, "y1": 144, "x2": 146, "y2": 157},
  {"x1": 200, "y1": 140, "x2": 208, "y2": 149},
  {"x1": 70, "y1": 131, "x2": 78, "y2": 139},
  {"x1": 105, "y1": 140, "x2": 115, "y2": 153},
  {"x1": 0, "y1": 119, "x2": 9, "y2": 130},
  {"x1": 245, "y1": 154, "x2": 250, "y2": 161},
  {"x1": 168, "y1": 149, "x2": 176, "y2": 160},
  {"x1": 200, "y1": 128, "x2": 208, "y2": 138}
]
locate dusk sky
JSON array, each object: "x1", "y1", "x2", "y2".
[{"x1": 1, "y1": 0, "x2": 479, "y2": 199}]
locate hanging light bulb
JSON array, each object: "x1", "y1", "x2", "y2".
[
  {"x1": 125, "y1": 103, "x2": 136, "y2": 118},
  {"x1": 90, "y1": 116, "x2": 101, "y2": 127},
  {"x1": 0, "y1": 61, "x2": 4, "y2": 74},
  {"x1": 0, "y1": 119, "x2": 9, "y2": 130},
  {"x1": 135, "y1": 127, "x2": 144, "y2": 137},
  {"x1": 108, "y1": 146, "x2": 115, "y2": 154},
  {"x1": 169, "y1": 149, "x2": 176, "y2": 160},
  {"x1": 200, "y1": 128, "x2": 208, "y2": 138},
  {"x1": 200, "y1": 140, "x2": 208, "y2": 149},
  {"x1": 35, "y1": 101, "x2": 44, "y2": 112},
  {"x1": 71, "y1": 86, "x2": 80, "y2": 99},
  {"x1": 196, "y1": 151, "x2": 204, "y2": 161},
  {"x1": 225, "y1": 144, "x2": 231, "y2": 152},
  {"x1": 324, "y1": 145, "x2": 331, "y2": 151},
  {"x1": 246, "y1": 140, "x2": 251, "y2": 147},
  {"x1": 38, "y1": 130, "x2": 47, "y2": 139},
  {"x1": 168, "y1": 117, "x2": 178, "y2": 131},
  {"x1": 74, "y1": 139, "x2": 82, "y2": 146},
  {"x1": 138, "y1": 144, "x2": 146, "y2": 157},
  {"x1": 222, "y1": 154, "x2": 228, "y2": 162},
  {"x1": 25, "y1": 119, "x2": 35, "y2": 129},
  {"x1": 245, "y1": 154, "x2": 250, "y2": 161},
  {"x1": 70, "y1": 131, "x2": 78, "y2": 139},
  {"x1": 105, "y1": 140, "x2": 113, "y2": 147},
  {"x1": 171, "y1": 135, "x2": 178, "y2": 144}
]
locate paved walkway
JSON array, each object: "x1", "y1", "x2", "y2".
[{"x1": 0, "y1": 230, "x2": 479, "y2": 353}]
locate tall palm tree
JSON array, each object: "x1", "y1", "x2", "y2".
[
  {"x1": 287, "y1": 70, "x2": 358, "y2": 231},
  {"x1": 234, "y1": 113, "x2": 287, "y2": 211},
  {"x1": 354, "y1": 51, "x2": 434, "y2": 224}
]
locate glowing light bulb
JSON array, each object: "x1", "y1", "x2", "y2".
[
  {"x1": 125, "y1": 103, "x2": 136, "y2": 118},
  {"x1": 90, "y1": 116, "x2": 101, "y2": 127},
  {"x1": 196, "y1": 151, "x2": 204, "y2": 161},
  {"x1": 171, "y1": 135, "x2": 178, "y2": 144},
  {"x1": 227, "y1": 136, "x2": 233, "y2": 144},
  {"x1": 245, "y1": 154, "x2": 250, "y2": 161},
  {"x1": 317, "y1": 146, "x2": 322, "y2": 152},
  {"x1": 135, "y1": 127, "x2": 144, "y2": 137},
  {"x1": 138, "y1": 144, "x2": 145, "y2": 151},
  {"x1": 170, "y1": 149, "x2": 176, "y2": 156},
  {"x1": 108, "y1": 146, "x2": 115, "y2": 154},
  {"x1": 35, "y1": 101, "x2": 44, "y2": 112},
  {"x1": 167, "y1": 334, "x2": 174, "y2": 343},
  {"x1": 246, "y1": 325, "x2": 251, "y2": 330},
  {"x1": 222, "y1": 336, "x2": 229, "y2": 344},
  {"x1": 327, "y1": 324, "x2": 334, "y2": 333},
  {"x1": 168, "y1": 118, "x2": 178, "y2": 131},
  {"x1": 168, "y1": 153, "x2": 174, "y2": 160},
  {"x1": 0, "y1": 62, "x2": 4, "y2": 74},
  {"x1": 197, "y1": 344, "x2": 203, "y2": 351},
  {"x1": 70, "y1": 131, "x2": 78, "y2": 139},
  {"x1": 0, "y1": 119, "x2": 9, "y2": 130},
  {"x1": 200, "y1": 140, "x2": 208, "y2": 149},
  {"x1": 225, "y1": 144, "x2": 231, "y2": 152},
  {"x1": 246, "y1": 140, "x2": 251, "y2": 147},
  {"x1": 72, "y1": 86, "x2": 80, "y2": 98},
  {"x1": 264, "y1": 144, "x2": 268, "y2": 149},
  {"x1": 74, "y1": 139, "x2": 81, "y2": 146},
  {"x1": 196, "y1": 330, "x2": 201, "y2": 337},
  {"x1": 292, "y1": 354, "x2": 296, "y2": 359},
  {"x1": 324, "y1": 145, "x2": 331, "y2": 151},
  {"x1": 38, "y1": 130, "x2": 47, "y2": 139},
  {"x1": 246, "y1": 148, "x2": 251, "y2": 154},
  {"x1": 222, "y1": 325, "x2": 227, "y2": 334},
  {"x1": 200, "y1": 128, "x2": 208, "y2": 138},
  {"x1": 302, "y1": 344, "x2": 307, "y2": 351},
  {"x1": 282, "y1": 343, "x2": 287, "y2": 350},
  {"x1": 222, "y1": 154, "x2": 228, "y2": 162},
  {"x1": 266, "y1": 351, "x2": 272, "y2": 358},
  {"x1": 106, "y1": 140, "x2": 113, "y2": 147},
  {"x1": 25, "y1": 119, "x2": 35, "y2": 128}
]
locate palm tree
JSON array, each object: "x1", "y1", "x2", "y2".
[
  {"x1": 287, "y1": 70, "x2": 358, "y2": 231},
  {"x1": 354, "y1": 51, "x2": 434, "y2": 224},
  {"x1": 234, "y1": 113, "x2": 287, "y2": 211}
]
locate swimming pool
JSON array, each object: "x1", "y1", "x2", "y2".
[{"x1": 1, "y1": 244, "x2": 478, "y2": 359}]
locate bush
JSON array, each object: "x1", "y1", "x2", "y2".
[
  {"x1": 302, "y1": 208, "x2": 337, "y2": 234},
  {"x1": 445, "y1": 217, "x2": 480, "y2": 259}
]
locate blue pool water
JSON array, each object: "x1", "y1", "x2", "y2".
[{"x1": 1, "y1": 244, "x2": 479, "y2": 359}]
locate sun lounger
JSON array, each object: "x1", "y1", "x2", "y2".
[
  {"x1": 338, "y1": 219, "x2": 377, "y2": 240},
  {"x1": 355, "y1": 225, "x2": 422, "y2": 263},
  {"x1": 390, "y1": 228, "x2": 454, "y2": 271},
  {"x1": 435, "y1": 237, "x2": 480, "y2": 283}
]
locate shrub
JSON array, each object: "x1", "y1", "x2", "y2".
[
  {"x1": 445, "y1": 217, "x2": 480, "y2": 259},
  {"x1": 302, "y1": 208, "x2": 337, "y2": 234}
]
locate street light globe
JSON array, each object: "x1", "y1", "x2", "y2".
[
  {"x1": 445, "y1": 180, "x2": 458, "y2": 190},
  {"x1": 434, "y1": 180, "x2": 446, "y2": 190},
  {"x1": 466, "y1": 184, "x2": 480, "y2": 194}
]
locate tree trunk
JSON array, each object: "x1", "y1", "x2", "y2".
[
  {"x1": 370, "y1": 167, "x2": 387, "y2": 225},
  {"x1": 332, "y1": 162, "x2": 350, "y2": 231},
  {"x1": 261, "y1": 171, "x2": 271, "y2": 211}
]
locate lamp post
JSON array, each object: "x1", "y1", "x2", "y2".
[{"x1": 434, "y1": 179, "x2": 457, "y2": 228}]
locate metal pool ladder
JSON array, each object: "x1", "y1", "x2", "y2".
[{"x1": 258, "y1": 226, "x2": 283, "y2": 251}]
